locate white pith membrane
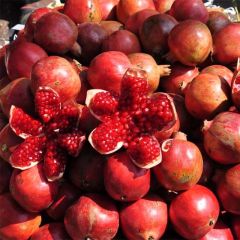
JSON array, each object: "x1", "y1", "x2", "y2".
[
  {"x1": 161, "y1": 139, "x2": 173, "y2": 153},
  {"x1": 9, "y1": 156, "x2": 40, "y2": 170}
]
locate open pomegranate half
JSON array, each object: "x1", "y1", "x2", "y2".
[
  {"x1": 86, "y1": 68, "x2": 177, "y2": 168},
  {"x1": 9, "y1": 86, "x2": 85, "y2": 181},
  {"x1": 232, "y1": 59, "x2": 240, "y2": 109}
]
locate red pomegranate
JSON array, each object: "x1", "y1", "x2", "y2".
[
  {"x1": 120, "y1": 194, "x2": 168, "y2": 239},
  {"x1": 31, "y1": 56, "x2": 81, "y2": 102},
  {"x1": 232, "y1": 65, "x2": 240, "y2": 110},
  {"x1": 153, "y1": 132, "x2": 203, "y2": 191},
  {"x1": 168, "y1": 20, "x2": 212, "y2": 66},
  {"x1": 169, "y1": 0, "x2": 209, "y2": 23},
  {"x1": 203, "y1": 112, "x2": 240, "y2": 165},
  {"x1": 100, "y1": 20, "x2": 124, "y2": 35},
  {"x1": 213, "y1": 23, "x2": 240, "y2": 65},
  {"x1": 0, "y1": 159, "x2": 12, "y2": 194},
  {"x1": 185, "y1": 73, "x2": 231, "y2": 120},
  {"x1": 31, "y1": 223, "x2": 70, "y2": 240},
  {"x1": 64, "y1": 194, "x2": 119, "y2": 240},
  {"x1": 0, "y1": 76, "x2": 11, "y2": 91},
  {"x1": 87, "y1": 51, "x2": 131, "y2": 94},
  {"x1": 104, "y1": 151, "x2": 150, "y2": 201},
  {"x1": 99, "y1": 0, "x2": 119, "y2": 20},
  {"x1": 153, "y1": 0, "x2": 175, "y2": 13},
  {"x1": 232, "y1": 216, "x2": 240, "y2": 239},
  {"x1": 10, "y1": 163, "x2": 60, "y2": 212},
  {"x1": 64, "y1": 0, "x2": 102, "y2": 24},
  {"x1": 170, "y1": 185, "x2": 220, "y2": 239},
  {"x1": 0, "y1": 193, "x2": 41, "y2": 240},
  {"x1": 5, "y1": 40, "x2": 47, "y2": 80}
]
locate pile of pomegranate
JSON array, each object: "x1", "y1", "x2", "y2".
[{"x1": 0, "y1": 0, "x2": 240, "y2": 239}]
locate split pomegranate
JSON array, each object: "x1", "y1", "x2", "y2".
[
  {"x1": 168, "y1": 20, "x2": 212, "y2": 66},
  {"x1": 120, "y1": 194, "x2": 168, "y2": 239},
  {"x1": 64, "y1": 194, "x2": 119, "y2": 240},
  {"x1": 104, "y1": 151, "x2": 150, "y2": 201},
  {"x1": 203, "y1": 112, "x2": 240, "y2": 164},
  {"x1": 0, "y1": 159, "x2": 12, "y2": 194},
  {"x1": 185, "y1": 73, "x2": 231, "y2": 120},
  {"x1": 0, "y1": 193, "x2": 41, "y2": 240},
  {"x1": 153, "y1": 0, "x2": 175, "y2": 13},
  {"x1": 170, "y1": 185, "x2": 220, "y2": 239}
]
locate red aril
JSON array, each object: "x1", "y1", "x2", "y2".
[
  {"x1": 116, "y1": 0, "x2": 155, "y2": 24},
  {"x1": 154, "y1": 0, "x2": 175, "y2": 13},
  {"x1": 10, "y1": 163, "x2": 60, "y2": 212},
  {"x1": 31, "y1": 56, "x2": 81, "y2": 102},
  {"x1": 102, "y1": 29, "x2": 141, "y2": 55},
  {"x1": 64, "y1": 194, "x2": 119, "y2": 240},
  {"x1": 185, "y1": 73, "x2": 231, "y2": 120},
  {"x1": 99, "y1": 0, "x2": 119, "y2": 20},
  {"x1": 203, "y1": 112, "x2": 240, "y2": 164},
  {"x1": 232, "y1": 216, "x2": 240, "y2": 239},
  {"x1": 170, "y1": 0, "x2": 209, "y2": 23},
  {"x1": 104, "y1": 151, "x2": 150, "y2": 201},
  {"x1": 213, "y1": 23, "x2": 240, "y2": 65},
  {"x1": 168, "y1": 20, "x2": 212, "y2": 66},
  {"x1": 31, "y1": 223, "x2": 70, "y2": 240},
  {"x1": 170, "y1": 185, "x2": 220, "y2": 239},
  {"x1": 0, "y1": 159, "x2": 12, "y2": 194},
  {"x1": 99, "y1": 20, "x2": 124, "y2": 36},
  {"x1": 5, "y1": 40, "x2": 47, "y2": 80},
  {"x1": 0, "y1": 193, "x2": 41, "y2": 240},
  {"x1": 160, "y1": 63, "x2": 199, "y2": 95},
  {"x1": 120, "y1": 194, "x2": 168, "y2": 239}
]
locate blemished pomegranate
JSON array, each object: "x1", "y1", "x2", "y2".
[
  {"x1": 203, "y1": 112, "x2": 240, "y2": 165},
  {"x1": 153, "y1": 0, "x2": 175, "y2": 13},
  {"x1": 170, "y1": 185, "x2": 220, "y2": 239},
  {"x1": 0, "y1": 193, "x2": 41, "y2": 240},
  {"x1": 64, "y1": 194, "x2": 119, "y2": 240},
  {"x1": 168, "y1": 20, "x2": 212, "y2": 66},
  {"x1": 120, "y1": 194, "x2": 168, "y2": 239},
  {"x1": 0, "y1": 159, "x2": 12, "y2": 194}
]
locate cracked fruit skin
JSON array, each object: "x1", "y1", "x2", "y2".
[{"x1": 64, "y1": 193, "x2": 119, "y2": 240}]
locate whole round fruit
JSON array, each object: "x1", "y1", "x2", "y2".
[
  {"x1": 154, "y1": 0, "x2": 175, "y2": 14},
  {"x1": 100, "y1": 20, "x2": 124, "y2": 35},
  {"x1": 98, "y1": 0, "x2": 119, "y2": 20}
]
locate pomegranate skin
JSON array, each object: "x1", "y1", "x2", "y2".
[
  {"x1": 104, "y1": 151, "x2": 150, "y2": 202},
  {"x1": 64, "y1": 194, "x2": 119, "y2": 240},
  {"x1": 120, "y1": 194, "x2": 168, "y2": 239},
  {"x1": 100, "y1": 20, "x2": 124, "y2": 36},
  {"x1": 232, "y1": 216, "x2": 240, "y2": 239},
  {"x1": 0, "y1": 193, "x2": 41, "y2": 240},
  {"x1": 87, "y1": 51, "x2": 132, "y2": 94},
  {"x1": 31, "y1": 56, "x2": 81, "y2": 102},
  {"x1": 154, "y1": 137, "x2": 203, "y2": 191},
  {"x1": 99, "y1": 0, "x2": 119, "y2": 20},
  {"x1": 31, "y1": 223, "x2": 70, "y2": 240},
  {"x1": 168, "y1": 20, "x2": 212, "y2": 66},
  {"x1": 170, "y1": 185, "x2": 220, "y2": 239},
  {"x1": 153, "y1": 0, "x2": 175, "y2": 14},
  {"x1": 213, "y1": 23, "x2": 240, "y2": 65},
  {"x1": 203, "y1": 112, "x2": 240, "y2": 165},
  {"x1": 0, "y1": 159, "x2": 12, "y2": 194},
  {"x1": 10, "y1": 163, "x2": 60, "y2": 213},
  {"x1": 185, "y1": 73, "x2": 230, "y2": 120},
  {"x1": 5, "y1": 41, "x2": 48, "y2": 80}
]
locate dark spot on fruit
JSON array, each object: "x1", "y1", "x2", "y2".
[
  {"x1": 148, "y1": 236, "x2": 154, "y2": 240},
  {"x1": 1, "y1": 144, "x2": 8, "y2": 152},
  {"x1": 209, "y1": 219, "x2": 214, "y2": 226}
]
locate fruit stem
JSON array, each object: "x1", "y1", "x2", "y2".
[{"x1": 158, "y1": 64, "x2": 171, "y2": 77}]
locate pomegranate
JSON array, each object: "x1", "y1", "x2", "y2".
[
  {"x1": 139, "y1": 13, "x2": 178, "y2": 58},
  {"x1": 0, "y1": 193, "x2": 41, "y2": 240},
  {"x1": 0, "y1": 159, "x2": 12, "y2": 194},
  {"x1": 87, "y1": 51, "x2": 132, "y2": 93},
  {"x1": 46, "y1": 182, "x2": 80, "y2": 220},
  {"x1": 120, "y1": 194, "x2": 168, "y2": 239},
  {"x1": 153, "y1": 0, "x2": 175, "y2": 13},
  {"x1": 34, "y1": 12, "x2": 78, "y2": 54},
  {"x1": 5, "y1": 40, "x2": 48, "y2": 80},
  {"x1": 125, "y1": 9, "x2": 159, "y2": 35},
  {"x1": 128, "y1": 53, "x2": 171, "y2": 93},
  {"x1": 232, "y1": 216, "x2": 240, "y2": 239},
  {"x1": 216, "y1": 164, "x2": 240, "y2": 215},
  {"x1": 116, "y1": 0, "x2": 155, "y2": 24},
  {"x1": 160, "y1": 63, "x2": 199, "y2": 95},
  {"x1": 0, "y1": 78, "x2": 34, "y2": 117},
  {"x1": 232, "y1": 63, "x2": 240, "y2": 109},
  {"x1": 69, "y1": 146, "x2": 105, "y2": 192},
  {"x1": 99, "y1": 0, "x2": 119, "y2": 20},
  {"x1": 100, "y1": 20, "x2": 124, "y2": 35},
  {"x1": 31, "y1": 56, "x2": 81, "y2": 102},
  {"x1": 185, "y1": 73, "x2": 231, "y2": 120},
  {"x1": 213, "y1": 23, "x2": 240, "y2": 65},
  {"x1": 153, "y1": 132, "x2": 203, "y2": 191},
  {"x1": 102, "y1": 29, "x2": 141, "y2": 55},
  {"x1": 199, "y1": 220, "x2": 234, "y2": 240},
  {"x1": 207, "y1": 11, "x2": 231, "y2": 35},
  {"x1": 10, "y1": 163, "x2": 60, "y2": 212},
  {"x1": 203, "y1": 112, "x2": 240, "y2": 165},
  {"x1": 104, "y1": 151, "x2": 150, "y2": 201},
  {"x1": 63, "y1": 0, "x2": 102, "y2": 24},
  {"x1": 170, "y1": 185, "x2": 220, "y2": 239},
  {"x1": 0, "y1": 76, "x2": 11, "y2": 91},
  {"x1": 201, "y1": 65, "x2": 233, "y2": 87},
  {"x1": 169, "y1": 0, "x2": 209, "y2": 23},
  {"x1": 31, "y1": 223, "x2": 70, "y2": 240},
  {"x1": 77, "y1": 22, "x2": 107, "y2": 64},
  {"x1": 168, "y1": 20, "x2": 212, "y2": 66},
  {"x1": 64, "y1": 194, "x2": 119, "y2": 240}
]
